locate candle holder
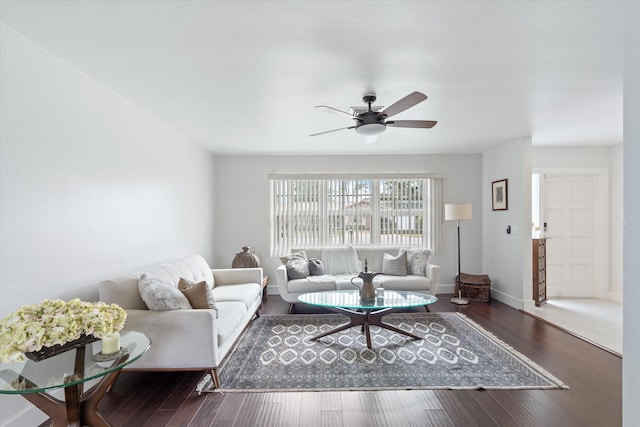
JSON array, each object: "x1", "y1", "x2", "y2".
[{"x1": 92, "y1": 348, "x2": 128, "y2": 367}]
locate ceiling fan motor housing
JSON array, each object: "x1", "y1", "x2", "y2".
[
  {"x1": 355, "y1": 111, "x2": 387, "y2": 135},
  {"x1": 357, "y1": 94, "x2": 386, "y2": 135}
]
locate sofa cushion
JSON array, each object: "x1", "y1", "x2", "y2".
[
  {"x1": 401, "y1": 248, "x2": 431, "y2": 276},
  {"x1": 381, "y1": 251, "x2": 408, "y2": 276},
  {"x1": 99, "y1": 274, "x2": 148, "y2": 310},
  {"x1": 138, "y1": 273, "x2": 192, "y2": 311},
  {"x1": 144, "y1": 254, "x2": 215, "y2": 288},
  {"x1": 287, "y1": 277, "x2": 338, "y2": 294},
  {"x1": 215, "y1": 301, "x2": 247, "y2": 351},
  {"x1": 375, "y1": 274, "x2": 432, "y2": 291},
  {"x1": 178, "y1": 277, "x2": 218, "y2": 311},
  {"x1": 212, "y1": 283, "x2": 261, "y2": 310},
  {"x1": 321, "y1": 246, "x2": 360, "y2": 275}
]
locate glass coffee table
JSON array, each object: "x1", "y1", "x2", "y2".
[
  {"x1": 298, "y1": 289, "x2": 438, "y2": 349},
  {"x1": 0, "y1": 330, "x2": 150, "y2": 427}
]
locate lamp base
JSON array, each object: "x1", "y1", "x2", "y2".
[
  {"x1": 450, "y1": 290, "x2": 469, "y2": 305},
  {"x1": 451, "y1": 297, "x2": 470, "y2": 305}
]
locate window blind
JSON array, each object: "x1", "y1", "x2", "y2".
[{"x1": 270, "y1": 176, "x2": 442, "y2": 256}]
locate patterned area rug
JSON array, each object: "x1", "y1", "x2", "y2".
[{"x1": 203, "y1": 313, "x2": 568, "y2": 392}]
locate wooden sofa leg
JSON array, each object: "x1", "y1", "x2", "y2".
[
  {"x1": 210, "y1": 368, "x2": 219, "y2": 388},
  {"x1": 424, "y1": 305, "x2": 430, "y2": 312}
]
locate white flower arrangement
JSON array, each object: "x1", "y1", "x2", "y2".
[{"x1": 0, "y1": 298, "x2": 127, "y2": 363}]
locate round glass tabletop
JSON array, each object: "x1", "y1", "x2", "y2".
[
  {"x1": 0, "y1": 331, "x2": 150, "y2": 394},
  {"x1": 298, "y1": 289, "x2": 437, "y2": 310}
]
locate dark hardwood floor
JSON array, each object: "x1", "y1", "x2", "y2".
[{"x1": 91, "y1": 295, "x2": 621, "y2": 427}]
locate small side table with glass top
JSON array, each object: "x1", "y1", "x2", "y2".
[
  {"x1": 298, "y1": 289, "x2": 438, "y2": 349},
  {"x1": 0, "y1": 330, "x2": 150, "y2": 427}
]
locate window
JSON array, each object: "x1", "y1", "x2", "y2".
[{"x1": 270, "y1": 175, "x2": 443, "y2": 255}]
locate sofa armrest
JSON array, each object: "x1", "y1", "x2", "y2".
[
  {"x1": 212, "y1": 268, "x2": 263, "y2": 286},
  {"x1": 123, "y1": 308, "x2": 220, "y2": 368},
  {"x1": 275, "y1": 264, "x2": 288, "y2": 292},
  {"x1": 426, "y1": 263, "x2": 441, "y2": 295}
]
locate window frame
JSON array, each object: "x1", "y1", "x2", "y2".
[{"x1": 269, "y1": 174, "x2": 443, "y2": 256}]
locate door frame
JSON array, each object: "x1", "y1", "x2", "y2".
[{"x1": 532, "y1": 167, "x2": 610, "y2": 300}]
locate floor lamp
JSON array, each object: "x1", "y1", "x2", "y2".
[{"x1": 445, "y1": 203, "x2": 473, "y2": 305}]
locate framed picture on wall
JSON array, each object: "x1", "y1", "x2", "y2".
[{"x1": 492, "y1": 179, "x2": 508, "y2": 211}]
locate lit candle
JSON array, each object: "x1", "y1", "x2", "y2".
[{"x1": 101, "y1": 332, "x2": 120, "y2": 355}]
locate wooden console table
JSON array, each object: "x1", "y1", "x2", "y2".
[{"x1": 533, "y1": 238, "x2": 548, "y2": 306}]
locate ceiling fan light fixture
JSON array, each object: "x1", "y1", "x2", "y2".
[{"x1": 355, "y1": 122, "x2": 386, "y2": 136}]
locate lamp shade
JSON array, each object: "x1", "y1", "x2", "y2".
[{"x1": 445, "y1": 203, "x2": 472, "y2": 221}]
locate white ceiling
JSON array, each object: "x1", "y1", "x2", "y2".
[{"x1": 0, "y1": 1, "x2": 625, "y2": 155}]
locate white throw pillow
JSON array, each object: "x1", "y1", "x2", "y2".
[
  {"x1": 401, "y1": 248, "x2": 431, "y2": 276},
  {"x1": 138, "y1": 273, "x2": 192, "y2": 311},
  {"x1": 381, "y1": 250, "x2": 408, "y2": 276}
]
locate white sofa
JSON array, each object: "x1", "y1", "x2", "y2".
[
  {"x1": 276, "y1": 246, "x2": 440, "y2": 311},
  {"x1": 98, "y1": 254, "x2": 262, "y2": 387}
]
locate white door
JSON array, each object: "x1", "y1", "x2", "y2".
[{"x1": 543, "y1": 174, "x2": 596, "y2": 298}]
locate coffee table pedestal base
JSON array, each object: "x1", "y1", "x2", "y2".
[{"x1": 310, "y1": 307, "x2": 422, "y2": 349}]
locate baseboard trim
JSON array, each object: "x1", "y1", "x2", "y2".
[
  {"x1": 438, "y1": 284, "x2": 455, "y2": 295},
  {"x1": 488, "y1": 289, "x2": 524, "y2": 310},
  {"x1": 441, "y1": 284, "x2": 523, "y2": 310}
]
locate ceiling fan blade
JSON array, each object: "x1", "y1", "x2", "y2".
[
  {"x1": 377, "y1": 91, "x2": 428, "y2": 119},
  {"x1": 314, "y1": 105, "x2": 357, "y2": 118},
  {"x1": 386, "y1": 120, "x2": 437, "y2": 128},
  {"x1": 309, "y1": 126, "x2": 356, "y2": 137}
]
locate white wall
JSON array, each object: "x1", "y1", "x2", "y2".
[
  {"x1": 610, "y1": 144, "x2": 623, "y2": 301},
  {"x1": 213, "y1": 154, "x2": 483, "y2": 295},
  {"x1": 0, "y1": 24, "x2": 215, "y2": 426},
  {"x1": 623, "y1": 1, "x2": 640, "y2": 424},
  {"x1": 482, "y1": 137, "x2": 532, "y2": 309},
  {"x1": 532, "y1": 145, "x2": 614, "y2": 168}
]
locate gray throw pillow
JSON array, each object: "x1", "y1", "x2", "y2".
[
  {"x1": 138, "y1": 273, "x2": 192, "y2": 311},
  {"x1": 286, "y1": 257, "x2": 310, "y2": 279},
  {"x1": 401, "y1": 248, "x2": 431, "y2": 276},
  {"x1": 381, "y1": 250, "x2": 408, "y2": 276},
  {"x1": 308, "y1": 258, "x2": 325, "y2": 276},
  {"x1": 280, "y1": 250, "x2": 307, "y2": 265}
]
